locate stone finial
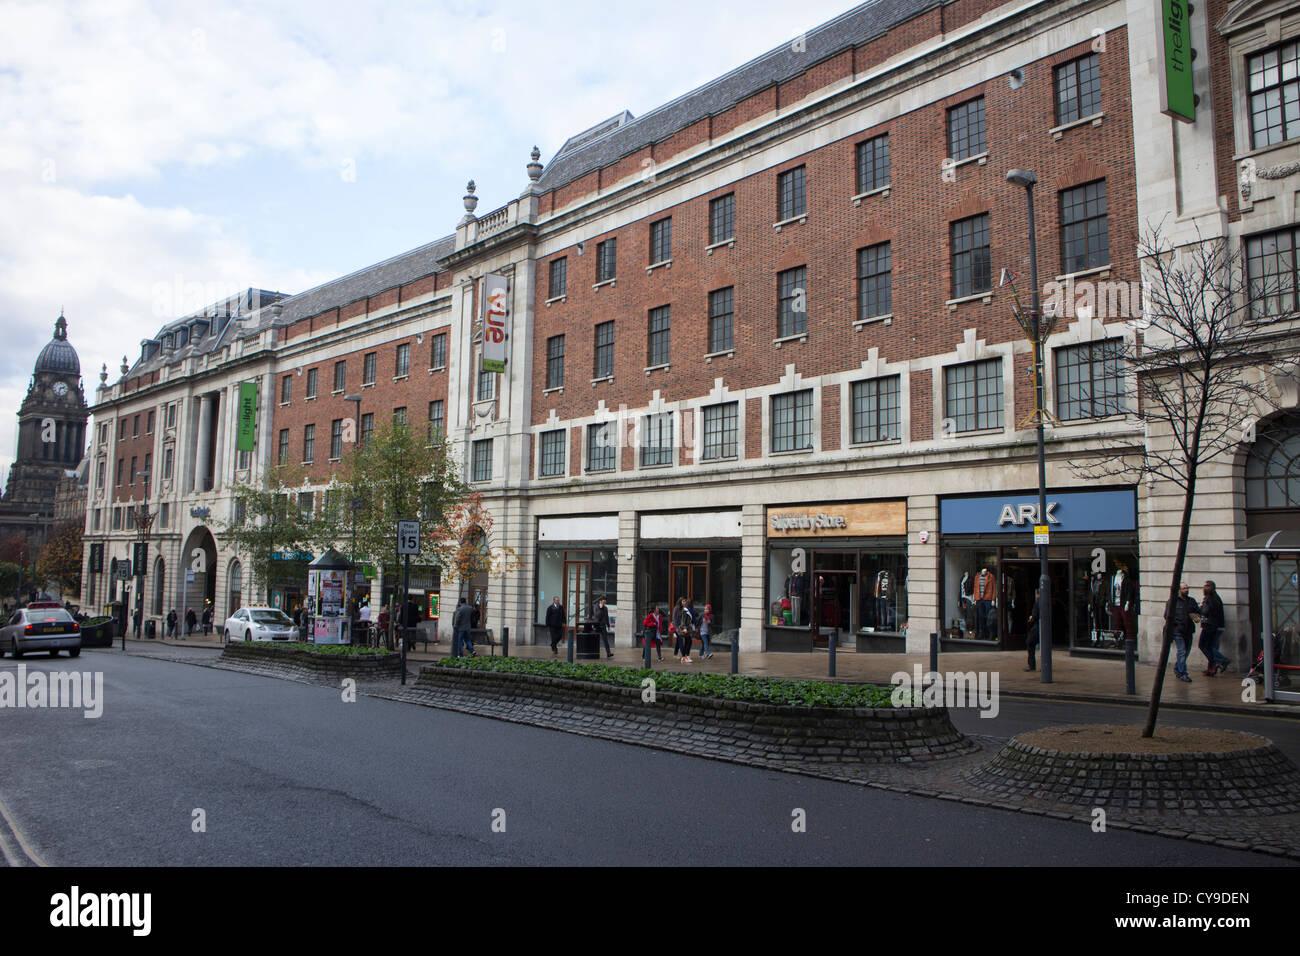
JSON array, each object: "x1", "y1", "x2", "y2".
[
  {"x1": 120, "y1": 355, "x2": 129, "y2": 375},
  {"x1": 527, "y1": 146, "x2": 543, "y2": 182},
  {"x1": 463, "y1": 180, "x2": 479, "y2": 216},
  {"x1": 100, "y1": 363, "x2": 108, "y2": 385}
]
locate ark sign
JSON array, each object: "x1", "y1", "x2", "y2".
[{"x1": 997, "y1": 502, "x2": 1059, "y2": 527}]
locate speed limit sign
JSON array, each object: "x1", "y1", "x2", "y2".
[{"x1": 397, "y1": 519, "x2": 421, "y2": 555}]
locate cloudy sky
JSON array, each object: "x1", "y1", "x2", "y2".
[{"x1": 0, "y1": 0, "x2": 859, "y2": 485}]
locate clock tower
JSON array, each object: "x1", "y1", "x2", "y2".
[{"x1": 1, "y1": 313, "x2": 89, "y2": 516}]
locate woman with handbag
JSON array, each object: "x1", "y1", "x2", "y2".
[
  {"x1": 675, "y1": 597, "x2": 695, "y2": 664},
  {"x1": 642, "y1": 606, "x2": 665, "y2": 661},
  {"x1": 698, "y1": 604, "x2": 714, "y2": 660}
]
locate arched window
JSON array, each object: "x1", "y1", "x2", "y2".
[
  {"x1": 1246, "y1": 414, "x2": 1300, "y2": 510},
  {"x1": 152, "y1": 557, "x2": 165, "y2": 615},
  {"x1": 229, "y1": 560, "x2": 243, "y2": 614}
]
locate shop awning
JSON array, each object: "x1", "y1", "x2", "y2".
[{"x1": 1226, "y1": 530, "x2": 1300, "y2": 555}]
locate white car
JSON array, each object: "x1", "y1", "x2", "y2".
[{"x1": 223, "y1": 607, "x2": 298, "y2": 642}]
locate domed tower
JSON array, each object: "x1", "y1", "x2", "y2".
[{"x1": 1, "y1": 313, "x2": 89, "y2": 514}]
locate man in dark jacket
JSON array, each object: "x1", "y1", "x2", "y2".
[
  {"x1": 1024, "y1": 586, "x2": 1044, "y2": 671},
  {"x1": 545, "y1": 596, "x2": 565, "y2": 655},
  {"x1": 1198, "y1": 580, "x2": 1229, "y2": 675},
  {"x1": 1165, "y1": 582, "x2": 1199, "y2": 682},
  {"x1": 452, "y1": 597, "x2": 475, "y2": 657},
  {"x1": 593, "y1": 596, "x2": 612, "y2": 658}
]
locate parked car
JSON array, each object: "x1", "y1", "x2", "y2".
[
  {"x1": 1, "y1": 605, "x2": 82, "y2": 658},
  {"x1": 223, "y1": 607, "x2": 298, "y2": 643}
]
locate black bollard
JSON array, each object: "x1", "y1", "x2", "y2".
[
  {"x1": 730, "y1": 634, "x2": 738, "y2": 675},
  {"x1": 1125, "y1": 637, "x2": 1136, "y2": 695},
  {"x1": 567, "y1": 627, "x2": 574, "y2": 664},
  {"x1": 828, "y1": 629, "x2": 837, "y2": 678},
  {"x1": 502, "y1": 626, "x2": 509, "y2": 659},
  {"x1": 930, "y1": 632, "x2": 939, "y2": 675},
  {"x1": 643, "y1": 633, "x2": 652, "y2": 670}
]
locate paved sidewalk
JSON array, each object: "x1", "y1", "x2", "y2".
[{"x1": 119, "y1": 634, "x2": 1296, "y2": 717}]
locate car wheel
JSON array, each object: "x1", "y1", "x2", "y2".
[
  {"x1": 223, "y1": 629, "x2": 231, "y2": 643},
  {"x1": 11, "y1": 643, "x2": 22, "y2": 659},
  {"x1": 69, "y1": 648, "x2": 80, "y2": 658},
  {"x1": 48, "y1": 649, "x2": 59, "y2": 658}
]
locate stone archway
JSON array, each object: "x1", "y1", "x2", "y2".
[{"x1": 179, "y1": 526, "x2": 218, "y2": 629}]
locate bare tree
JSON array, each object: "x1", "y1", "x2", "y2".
[{"x1": 1074, "y1": 225, "x2": 1299, "y2": 736}]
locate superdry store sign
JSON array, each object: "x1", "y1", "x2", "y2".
[
  {"x1": 766, "y1": 501, "x2": 907, "y2": 538},
  {"x1": 939, "y1": 489, "x2": 1136, "y2": 535}
]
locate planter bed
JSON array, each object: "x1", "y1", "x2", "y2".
[{"x1": 220, "y1": 642, "x2": 402, "y2": 680}]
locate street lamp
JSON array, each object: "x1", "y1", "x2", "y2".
[
  {"x1": 131, "y1": 469, "x2": 154, "y2": 643},
  {"x1": 1006, "y1": 168, "x2": 1053, "y2": 683}
]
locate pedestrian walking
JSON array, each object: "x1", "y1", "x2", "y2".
[
  {"x1": 403, "y1": 596, "x2": 420, "y2": 651},
  {"x1": 642, "y1": 606, "x2": 665, "y2": 661},
  {"x1": 1165, "y1": 581, "x2": 1199, "y2": 682},
  {"x1": 1024, "y1": 586, "x2": 1043, "y2": 671},
  {"x1": 545, "y1": 596, "x2": 565, "y2": 654},
  {"x1": 593, "y1": 596, "x2": 613, "y2": 658},
  {"x1": 698, "y1": 604, "x2": 714, "y2": 659},
  {"x1": 201, "y1": 603, "x2": 213, "y2": 635},
  {"x1": 185, "y1": 607, "x2": 197, "y2": 635},
  {"x1": 452, "y1": 596, "x2": 475, "y2": 657},
  {"x1": 674, "y1": 597, "x2": 695, "y2": 664},
  {"x1": 1198, "y1": 580, "x2": 1230, "y2": 675},
  {"x1": 166, "y1": 608, "x2": 177, "y2": 638},
  {"x1": 132, "y1": 606, "x2": 142, "y2": 639}
]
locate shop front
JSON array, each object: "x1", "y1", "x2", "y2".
[
  {"x1": 636, "y1": 511, "x2": 741, "y2": 649},
  {"x1": 535, "y1": 516, "x2": 618, "y2": 645},
  {"x1": 939, "y1": 488, "x2": 1138, "y2": 656},
  {"x1": 765, "y1": 500, "x2": 907, "y2": 652}
]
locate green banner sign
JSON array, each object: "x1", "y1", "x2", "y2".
[
  {"x1": 236, "y1": 380, "x2": 258, "y2": 452},
  {"x1": 1158, "y1": 0, "x2": 1195, "y2": 122}
]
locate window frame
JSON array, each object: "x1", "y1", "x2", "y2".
[
  {"x1": 472, "y1": 439, "x2": 493, "y2": 482},
  {"x1": 596, "y1": 239, "x2": 617, "y2": 283},
  {"x1": 430, "y1": 332, "x2": 447, "y2": 370},
  {"x1": 647, "y1": 305, "x2": 671, "y2": 367},
  {"x1": 1054, "y1": 52, "x2": 1102, "y2": 126},
  {"x1": 640, "y1": 412, "x2": 674, "y2": 467},
  {"x1": 1246, "y1": 224, "x2": 1300, "y2": 321},
  {"x1": 702, "y1": 401, "x2": 739, "y2": 461},
  {"x1": 851, "y1": 376, "x2": 901, "y2": 444},
  {"x1": 709, "y1": 193, "x2": 735, "y2": 245},
  {"x1": 395, "y1": 343, "x2": 410, "y2": 379},
  {"x1": 1248, "y1": 40, "x2": 1300, "y2": 149},
  {"x1": 277, "y1": 428, "x2": 289, "y2": 465},
  {"x1": 593, "y1": 321, "x2": 615, "y2": 380},
  {"x1": 302, "y1": 424, "x2": 315, "y2": 463},
  {"x1": 363, "y1": 352, "x2": 377, "y2": 386},
  {"x1": 333, "y1": 360, "x2": 346, "y2": 393},
  {"x1": 777, "y1": 266, "x2": 807, "y2": 338},
  {"x1": 279, "y1": 375, "x2": 291, "y2": 405},
  {"x1": 546, "y1": 334, "x2": 565, "y2": 389},
  {"x1": 305, "y1": 367, "x2": 318, "y2": 399},
  {"x1": 649, "y1": 217, "x2": 672, "y2": 266},
  {"x1": 539, "y1": 429, "x2": 566, "y2": 477},
  {"x1": 855, "y1": 133, "x2": 890, "y2": 194},
  {"x1": 857, "y1": 242, "x2": 892, "y2": 321},
  {"x1": 777, "y1": 165, "x2": 807, "y2": 221},
  {"x1": 330, "y1": 419, "x2": 343, "y2": 459},
  {"x1": 1053, "y1": 339, "x2": 1125, "y2": 421},
  {"x1": 549, "y1": 257, "x2": 567, "y2": 299},
  {"x1": 586, "y1": 422, "x2": 616, "y2": 472},
  {"x1": 771, "y1": 389, "x2": 814, "y2": 453},
  {"x1": 950, "y1": 213, "x2": 992, "y2": 298},
  {"x1": 944, "y1": 358, "x2": 1004, "y2": 433},
  {"x1": 946, "y1": 96, "x2": 987, "y2": 161},
  {"x1": 1059, "y1": 179, "x2": 1109, "y2": 274},
  {"x1": 708, "y1": 287, "x2": 735, "y2": 354}
]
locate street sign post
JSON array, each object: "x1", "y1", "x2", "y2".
[{"x1": 396, "y1": 519, "x2": 419, "y2": 685}]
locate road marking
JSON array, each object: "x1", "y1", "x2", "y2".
[{"x1": 0, "y1": 795, "x2": 48, "y2": 867}]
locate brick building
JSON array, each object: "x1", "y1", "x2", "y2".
[{"x1": 81, "y1": 0, "x2": 1300, "y2": 676}]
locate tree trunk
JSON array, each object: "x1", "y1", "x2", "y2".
[{"x1": 1142, "y1": 469, "x2": 1198, "y2": 738}]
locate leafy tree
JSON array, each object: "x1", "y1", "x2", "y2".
[
  {"x1": 0, "y1": 533, "x2": 33, "y2": 568},
  {"x1": 217, "y1": 463, "x2": 319, "y2": 604},
  {"x1": 1075, "y1": 226, "x2": 1299, "y2": 736},
  {"x1": 36, "y1": 522, "x2": 83, "y2": 596},
  {"x1": 0, "y1": 562, "x2": 20, "y2": 599},
  {"x1": 434, "y1": 491, "x2": 522, "y2": 601}
]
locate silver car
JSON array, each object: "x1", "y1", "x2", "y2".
[{"x1": 1, "y1": 605, "x2": 83, "y2": 658}]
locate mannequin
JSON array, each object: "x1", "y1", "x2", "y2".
[
  {"x1": 874, "y1": 568, "x2": 893, "y2": 631},
  {"x1": 959, "y1": 570, "x2": 975, "y2": 635},
  {"x1": 1089, "y1": 571, "x2": 1107, "y2": 643},
  {"x1": 974, "y1": 566, "x2": 996, "y2": 641},
  {"x1": 1110, "y1": 562, "x2": 1135, "y2": 643}
]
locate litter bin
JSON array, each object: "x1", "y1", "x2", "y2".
[
  {"x1": 144, "y1": 619, "x2": 157, "y2": 639},
  {"x1": 575, "y1": 621, "x2": 600, "y2": 660}
]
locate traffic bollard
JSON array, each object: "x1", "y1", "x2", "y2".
[
  {"x1": 502, "y1": 626, "x2": 509, "y2": 659},
  {"x1": 1125, "y1": 638, "x2": 1136, "y2": 695},
  {"x1": 930, "y1": 632, "x2": 939, "y2": 675}
]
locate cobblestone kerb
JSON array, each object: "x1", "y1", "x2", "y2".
[
  {"x1": 964, "y1": 735, "x2": 1300, "y2": 814},
  {"x1": 220, "y1": 644, "x2": 403, "y2": 681},
  {"x1": 414, "y1": 666, "x2": 977, "y2": 763}
]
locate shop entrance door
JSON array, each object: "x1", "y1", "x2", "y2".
[
  {"x1": 1001, "y1": 559, "x2": 1069, "y2": 649},
  {"x1": 564, "y1": 552, "x2": 591, "y2": 642},
  {"x1": 669, "y1": 551, "x2": 708, "y2": 621},
  {"x1": 810, "y1": 571, "x2": 856, "y2": 647}
]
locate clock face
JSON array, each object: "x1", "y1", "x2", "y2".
[{"x1": 52, "y1": 381, "x2": 68, "y2": 396}]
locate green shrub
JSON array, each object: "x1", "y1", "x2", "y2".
[
  {"x1": 228, "y1": 641, "x2": 393, "y2": 657},
  {"x1": 429, "y1": 657, "x2": 897, "y2": 708}
]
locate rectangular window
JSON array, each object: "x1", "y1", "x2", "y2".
[
  {"x1": 360, "y1": 413, "x2": 374, "y2": 445},
  {"x1": 166, "y1": 402, "x2": 177, "y2": 429},
  {"x1": 540, "y1": 430, "x2": 565, "y2": 476},
  {"x1": 951, "y1": 214, "x2": 992, "y2": 298},
  {"x1": 855, "y1": 133, "x2": 890, "y2": 194},
  {"x1": 1055, "y1": 340, "x2": 1124, "y2": 421},
  {"x1": 1249, "y1": 41, "x2": 1300, "y2": 148},
  {"x1": 305, "y1": 368, "x2": 318, "y2": 399},
  {"x1": 393, "y1": 406, "x2": 407, "y2": 428},
  {"x1": 333, "y1": 360, "x2": 346, "y2": 392},
  {"x1": 363, "y1": 352, "x2": 376, "y2": 386},
  {"x1": 640, "y1": 412, "x2": 674, "y2": 467},
  {"x1": 280, "y1": 375, "x2": 291, "y2": 405},
  {"x1": 1247, "y1": 225, "x2": 1300, "y2": 320},
  {"x1": 778, "y1": 266, "x2": 807, "y2": 337},
  {"x1": 472, "y1": 439, "x2": 493, "y2": 481},
  {"x1": 476, "y1": 367, "x2": 496, "y2": 401},
  {"x1": 427, "y1": 400, "x2": 444, "y2": 439},
  {"x1": 298, "y1": 491, "x2": 313, "y2": 517},
  {"x1": 549, "y1": 257, "x2": 567, "y2": 298},
  {"x1": 395, "y1": 343, "x2": 410, "y2": 378},
  {"x1": 587, "y1": 422, "x2": 615, "y2": 472},
  {"x1": 96, "y1": 460, "x2": 105, "y2": 488},
  {"x1": 430, "y1": 332, "x2": 447, "y2": 370},
  {"x1": 708, "y1": 287, "x2": 734, "y2": 353},
  {"x1": 709, "y1": 193, "x2": 735, "y2": 245},
  {"x1": 330, "y1": 419, "x2": 343, "y2": 459},
  {"x1": 278, "y1": 429, "x2": 289, "y2": 464},
  {"x1": 125, "y1": 508, "x2": 135, "y2": 530},
  {"x1": 112, "y1": 508, "x2": 121, "y2": 530},
  {"x1": 119, "y1": 420, "x2": 126, "y2": 440},
  {"x1": 1055, "y1": 53, "x2": 1101, "y2": 125},
  {"x1": 546, "y1": 335, "x2": 565, "y2": 389},
  {"x1": 130, "y1": 456, "x2": 137, "y2": 483},
  {"x1": 92, "y1": 508, "x2": 101, "y2": 531},
  {"x1": 649, "y1": 217, "x2": 672, "y2": 265},
  {"x1": 851, "y1": 376, "x2": 901, "y2": 443},
  {"x1": 302, "y1": 424, "x2": 315, "y2": 463},
  {"x1": 132, "y1": 415, "x2": 139, "y2": 438},
  {"x1": 596, "y1": 238, "x2": 617, "y2": 283},
  {"x1": 777, "y1": 165, "x2": 806, "y2": 221},
  {"x1": 947, "y1": 96, "x2": 986, "y2": 161},
  {"x1": 116, "y1": 458, "x2": 123, "y2": 486},
  {"x1": 647, "y1": 306, "x2": 670, "y2": 367},
  {"x1": 857, "y1": 243, "x2": 892, "y2": 320},
  {"x1": 702, "y1": 402, "x2": 738, "y2": 460},
  {"x1": 163, "y1": 445, "x2": 173, "y2": 479},
  {"x1": 772, "y1": 390, "x2": 813, "y2": 452},
  {"x1": 146, "y1": 410, "x2": 155, "y2": 434},
  {"x1": 159, "y1": 502, "x2": 169, "y2": 529},
  {"x1": 1060, "y1": 180, "x2": 1108, "y2": 273},
  {"x1": 593, "y1": 321, "x2": 615, "y2": 379},
  {"x1": 944, "y1": 358, "x2": 1003, "y2": 432}
]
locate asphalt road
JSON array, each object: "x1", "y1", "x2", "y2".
[{"x1": 0, "y1": 650, "x2": 1289, "y2": 866}]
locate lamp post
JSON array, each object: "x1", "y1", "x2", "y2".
[
  {"x1": 132, "y1": 470, "x2": 154, "y2": 641},
  {"x1": 344, "y1": 393, "x2": 364, "y2": 636},
  {"x1": 1006, "y1": 168, "x2": 1052, "y2": 683}
]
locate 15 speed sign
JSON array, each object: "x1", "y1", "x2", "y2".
[{"x1": 397, "y1": 519, "x2": 421, "y2": 555}]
